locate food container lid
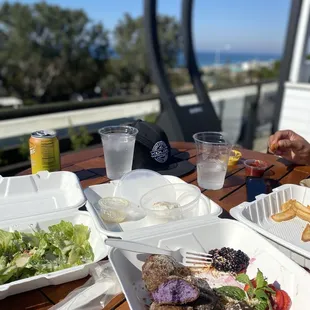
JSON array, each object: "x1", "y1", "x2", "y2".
[
  {"x1": 0, "y1": 171, "x2": 86, "y2": 223},
  {"x1": 114, "y1": 169, "x2": 171, "y2": 206}
]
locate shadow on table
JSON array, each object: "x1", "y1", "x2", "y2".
[
  {"x1": 264, "y1": 169, "x2": 275, "y2": 177},
  {"x1": 223, "y1": 175, "x2": 244, "y2": 188},
  {"x1": 276, "y1": 157, "x2": 294, "y2": 167},
  {"x1": 219, "y1": 209, "x2": 234, "y2": 220},
  {"x1": 88, "y1": 167, "x2": 107, "y2": 176}
]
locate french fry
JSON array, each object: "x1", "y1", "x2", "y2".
[
  {"x1": 302, "y1": 224, "x2": 310, "y2": 242},
  {"x1": 291, "y1": 200, "x2": 310, "y2": 215},
  {"x1": 295, "y1": 209, "x2": 310, "y2": 222},
  {"x1": 271, "y1": 208, "x2": 296, "y2": 222},
  {"x1": 270, "y1": 143, "x2": 278, "y2": 153},
  {"x1": 281, "y1": 200, "x2": 295, "y2": 211}
]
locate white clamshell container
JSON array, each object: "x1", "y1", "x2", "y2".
[
  {"x1": 109, "y1": 217, "x2": 310, "y2": 310},
  {"x1": 0, "y1": 171, "x2": 108, "y2": 299},
  {"x1": 230, "y1": 184, "x2": 310, "y2": 268},
  {"x1": 84, "y1": 175, "x2": 222, "y2": 239}
]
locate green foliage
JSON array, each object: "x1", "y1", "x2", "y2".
[
  {"x1": 23, "y1": 99, "x2": 37, "y2": 106},
  {"x1": 0, "y1": 2, "x2": 109, "y2": 102},
  {"x1": 18, "y1": 135, "x2": 30, "y2": 160},
  {"x1": 101, "y1": 13, "x2": 181, "y2": 95},
  {"x1": 248, "y1": 61, "x2": 280, "y2": 81},
  {"x1": 144, "y1": 113, "x2": 158, "y2": 124},
  {"x1": 68, "y1": 126, "x2": 93, "y2": 151}
]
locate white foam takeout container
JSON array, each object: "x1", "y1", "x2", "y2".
[
  {"x1": 230, "y1": 184, "x2": 310, "y2": 269},
  {"x1": 0, "y1": 171, "x2": 108, "y2": 299},
  {"x1": 84, "y1": 175, "x2": 222, "y2": 239},
  {"x1": 109, "y1": 217, "x2": 310, "y2": 310}
]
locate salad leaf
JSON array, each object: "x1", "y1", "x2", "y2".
[
  {"x1": 0, "y1": 229, "x2": 21, "y2": 258},
  {"x1": 0, "y1": 265, "x2": 17, "y2": 285},
  {"x1": 256, "y1": 269, "x2": 267, "y2": 289},
  {"x1": 255, "y1": 300, "x2": 268, "y2": 310},
  {"x1": 0, "y1": 221, "x2": 94, "y2": 285},
  {"x1": 235, "y1": 273, "x2": 251, "y2": 284},
  {"x1": 215, "y1": 286, "x2": 246, "y2": 301},
  {"x1": 0, "y1": 256, "x2": 7, "y2": 270},
  {"x1": 255, "y1": 288, "x2": 269, "y2": 300}
]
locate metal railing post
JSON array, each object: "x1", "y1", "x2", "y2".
[{"x1": 243, "y1": 83, "x2": 262, "y2": 150}]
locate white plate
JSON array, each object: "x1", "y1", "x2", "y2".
[{"x1": 109, "y1": 217, "x2": 310, "y2": 310}]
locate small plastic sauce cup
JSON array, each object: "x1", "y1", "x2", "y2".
[
  {"x1": 97, "y1": 197, "x2": 130, "y2": 223},
  {"x1": 228, "y1": 150, "x2": 242, "y2": 167},
  {"x1": 244, "y1": 159, "x2": 268, "y2": 177}
]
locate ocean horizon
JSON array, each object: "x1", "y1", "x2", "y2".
[
  {"x1": 177, "y1": 51, "x2": 281, "y2": 67},
  {"x1": 109, "y1": 48, "x2": 281, "y2": 68}
]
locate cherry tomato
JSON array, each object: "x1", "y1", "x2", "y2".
[
  {"x1": 244, "y1": 279, "x2": 257, "y2": 291},
  {"x1": 274, "y1": 290, "x2": 284, "y2": 309},
  {"x1": 280, "y1": 290, "x2": 291, "y2": 310},
  {"x1": 273, "y1": 289, "x2": 291, "y2": 310}
]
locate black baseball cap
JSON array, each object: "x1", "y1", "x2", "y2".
[{"x1": 130, "y1": 120, "x2": 195, "y2": 177}]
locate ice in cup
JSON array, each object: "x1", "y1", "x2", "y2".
[
  {"x1": 193, "y1": 132, "x2": 232, "y2": 190},
  {"x1": 98, "y1": 125, "x2": 138, "y2": 180}
]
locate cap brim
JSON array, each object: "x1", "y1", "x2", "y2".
[
  {"x1": 153, "y1": 159, "x2": 195, "y2": 177},
  {"x1": 132, "y1": 147, "x2": 195, "y2": 177}
]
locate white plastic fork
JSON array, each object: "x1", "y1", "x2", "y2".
[{"x1": 105, "y1": 238, "x2": 212, "y2": 267}]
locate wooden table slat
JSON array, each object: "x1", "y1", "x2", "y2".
[
  {"x1": 0, "y1": 290, "x2": 52, "y2": 310},
  {"x1": 40, "y1": 277, "x2": 90, "y2": 305}
]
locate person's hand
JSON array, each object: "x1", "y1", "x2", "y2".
[{"x1": 268, "y1": 130, "x2": 310, "y2": 165}]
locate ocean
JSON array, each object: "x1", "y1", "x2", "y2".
[{"x1": 177, "y1": 51, "x2": 281, "y2": 67}]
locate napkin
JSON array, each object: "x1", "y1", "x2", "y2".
[{"x1": 50, "y1": 261, "x2": 122, "y2": 310}]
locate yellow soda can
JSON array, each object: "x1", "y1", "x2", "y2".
[{"x1": 29, "y1": 130, "x2": 61, "y2": 174}]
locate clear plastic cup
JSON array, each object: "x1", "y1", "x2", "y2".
[
  {"x1": 98, "y1": 125, "x2": 138, "y2": 180},
  {"x1": 140, "y1": 183, "x2": 201, "y2": 225},
  {"x1": 193, "y1": 132, "x2": 232, "y2": 190}
]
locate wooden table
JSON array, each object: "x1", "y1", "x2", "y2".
[{"x1": 1, "y1": 142, "x2": 310, "y2": 310}]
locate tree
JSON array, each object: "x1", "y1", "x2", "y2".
[
  {"x1": 0, "y1": 2, "x2": 109, "y2": 102},
  {"x1": 107, "y1": 13, "x2": 181, "y2": 95}
]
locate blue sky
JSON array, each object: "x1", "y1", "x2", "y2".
[{"x1": 8, "y1": 0, "x2": 291, "y2": 54}]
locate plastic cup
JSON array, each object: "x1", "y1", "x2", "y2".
[
  {"x1": 140, "y1": 183, "x2": 201, "y2": 225},
  {"x1": 193, "y1": 132, "x2": 232, "y2": 190},
  {"x1": 244, "y1": 159, "x2": 268, "y2": 177},
  {"x1": 97, "y1": 197, "x2": 130, "y2": 223},
  {"x1": 99, "y1": 125, "x2": 138, "y2": 180}
]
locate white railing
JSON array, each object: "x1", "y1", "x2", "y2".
[{"x1": 0, "y1": 82, "x2": 278, "y2": 146}]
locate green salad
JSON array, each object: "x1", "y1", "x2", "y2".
[{"x1": 0, "y1": 220, "x2": 94, "y2": 285}]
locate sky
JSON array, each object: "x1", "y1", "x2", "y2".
[{"x1": 7, "y1": 0, "x2": 291, "y2": 54}]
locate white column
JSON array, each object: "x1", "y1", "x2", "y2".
[{"x1": 290, "y1": 0, "x2": 310, "y2": 83}]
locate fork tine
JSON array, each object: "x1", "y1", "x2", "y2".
[
  {"x1": 185, "y1": 258, "x2": 212, "y2": 263},
  {"x1": 185, "y1": 250, "x2": 212, "y2": 258},
  {"x1": 183, "y1": 261, "x2": 212, "y2": 267},
  {"x1": 185, "y1": 256, "x2": 213, "y2": 263}
]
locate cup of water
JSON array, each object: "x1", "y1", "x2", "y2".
[
  {"x1": 193, "y1": 132, "x2": 232, "y2": 190},
  {"x1": 99, "y1": 125, "x2": 138, "y2": 180}
]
